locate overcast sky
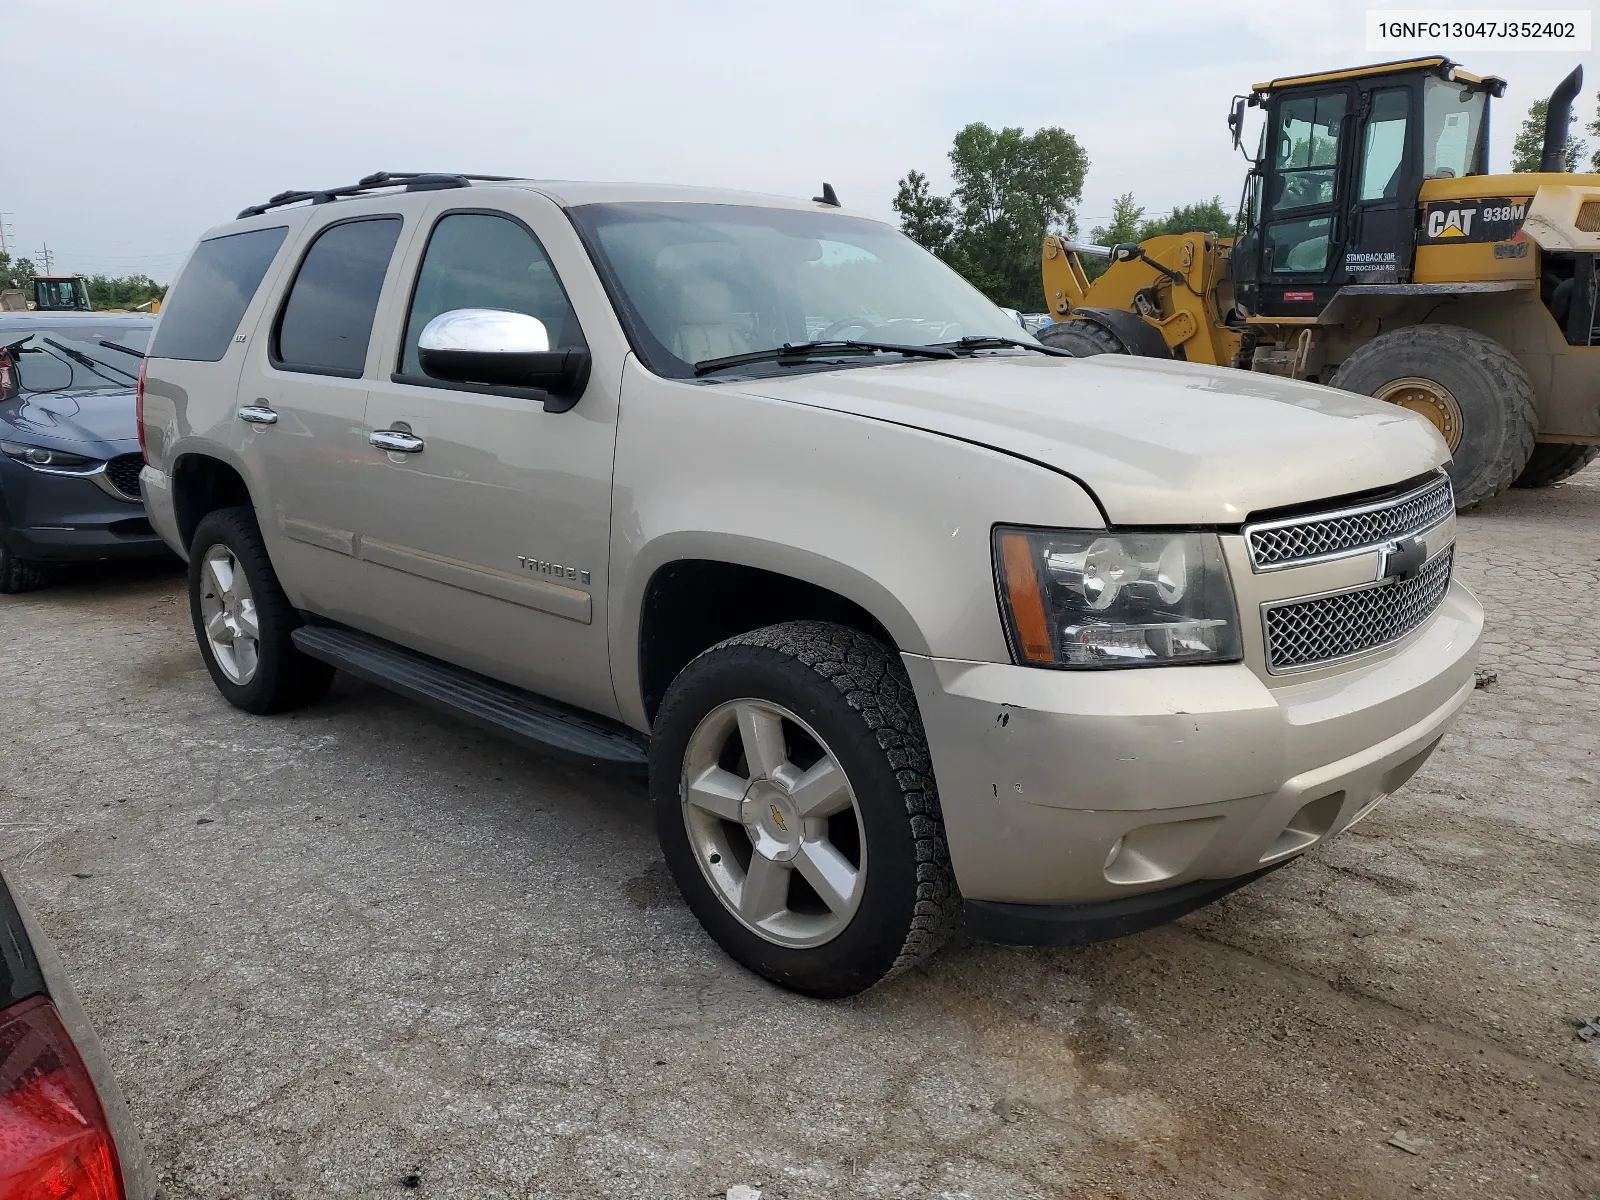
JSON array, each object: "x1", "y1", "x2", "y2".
[{"x1": 9, "y1": 0, "x2": 1591, "y2": 281}]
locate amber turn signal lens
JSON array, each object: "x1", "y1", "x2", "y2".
[{"x1": 999, "y1": 532, "x2": 1054, "y2": 663}]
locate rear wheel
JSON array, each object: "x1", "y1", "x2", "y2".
[
  {"x1": 1512, "y1": 444, "x2": 1600, "y2": 488},
  {"x1": 1328, "y1": 324, "x2": 1536, "y2": 510},
  {"x1": 651, "y1": 621, "x2": 960, "y2": 998},
  {"x1": 1037, "y1": 319, "x2": 1128, "y2": 357},
  {"x1": 188, "y1": 507, "x2": 333, "y2": 714}
]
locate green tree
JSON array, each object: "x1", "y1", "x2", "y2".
[
  {"x1": 1588, "y1": 90, "x2": 1600, "y2": 172},
  {"x1": 1512, "y1": 97, "x2": 1586, "y2": 172},
  {"x1": 1137, "y1": 196, "x2": 1239, "y2": 240},
  {"x1": 0, "y1": 253, "x2": 35, "y2": 291},
  {"x1": 83, "y1": 273, "x2": 166, "y2": 310},
  {"x1": 1084, "y1": 192, "x2": 1144, "y2": 280},
  {"x1": 893, "y1": 123, "x2": 1088, "y2": 310},
  {"x1": 891, "y1": 169, "x2": 955, "y2": 260}
]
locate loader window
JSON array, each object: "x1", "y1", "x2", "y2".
[
  {"x1": 1422, "y1": 78, "x2": 1486, "y2": 179},
  {"x1": 1359, "y1": 90, "x2": 1410, "y2": 201},
  {"x1": 1272, "y1": 93, "x2": 1345, "y2": 213}
]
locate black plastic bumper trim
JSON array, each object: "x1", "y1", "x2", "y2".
[{"x1": 964, "y1": 862, "x2": 1289, "y2": 947}]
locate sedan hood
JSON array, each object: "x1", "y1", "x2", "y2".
[
  {"x1": 0, "y1": 387, "x2": 138, "y2": 450},
  {"x1": 734, "y1": 354, "x2": 1447, "y2": 524}
]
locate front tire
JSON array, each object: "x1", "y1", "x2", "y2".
[
  {"x1": 0, "y1": 539, "x2": 45, "y2": 594},
  {"x1": 651, "y1": 622, "x2": 960, "y2": 998},
  {"x1": 1328, "y1": 324, "x2": 1537, "y2": 510},
  {"x1": 1037, "y1": 319, "x2": 1129, "y2": 357},
  {"x1": 188, "y1": 506, "x2": 333, "y2": 715}
]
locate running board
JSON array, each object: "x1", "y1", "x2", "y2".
[{"x1": 291, "y1": 624, "x2": 650, "y2": 775}]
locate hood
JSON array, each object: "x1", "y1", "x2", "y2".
[
  {"x1": 731, "y1": 354, "x2": 1447, "y2": 524},
  {"x1": 0, "y1": 387, "x2": 139, "y2": 452}
]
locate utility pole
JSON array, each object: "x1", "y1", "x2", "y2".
[
  {"x1": 0, "y1": 216, "x2": 11, "y2": 257},
  {"x1": 36, "y1": 244, "x2": 53, "y2": 274}
]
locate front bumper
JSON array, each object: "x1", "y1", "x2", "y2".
[
  {"x1": 903, "y1": 579, "x2": 1483, "y2": 921},
  {"x1": 0, "y1": 454, "x2": 169, "y2": 563}
]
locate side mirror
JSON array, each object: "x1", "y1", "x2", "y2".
[
  {"x1": 417, "y1": 308, "x2": 591, "y2": 412},
  {"x1": 1228, "y1": 96, "x2": 1246, "y2": 150}
]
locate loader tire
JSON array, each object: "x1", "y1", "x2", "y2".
[
  {"x1": 1037, "y1": 320, "x2": 1128, "y2": 357},
  {"x1": 1511, "y1": 444, "x2": 1600, "y2": 488},
  {"x1": 1327, "y1": 324, "x2": 1536, "y2": 511}
]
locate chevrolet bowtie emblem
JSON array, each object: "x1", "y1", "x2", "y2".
[
  {"x1": 769, "y1": 804, "x2": 788, "y2": 832},
  {"x1": 1376, "y1": 536, "x2": 1426, "y2": 583}
]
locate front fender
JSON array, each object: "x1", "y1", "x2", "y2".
[{"x1": 607, "y1": 362, "x2": 1105, "y2": 728}]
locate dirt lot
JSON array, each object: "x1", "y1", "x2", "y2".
[{"x1": 2, "y1": 472, "x2": 1597, "y2": 1200}]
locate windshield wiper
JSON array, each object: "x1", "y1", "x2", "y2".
[
  {"x1": 43, "y1": 337, "x2": 140, "y2": 383},
  {"x1": 932, "y1": 335, "x2": 1072, "y2": 357},
  {"x1": 694, "y1": 339, "x2": 958, "y2": 377},
  {"x1": 96, "y1": 339, "x2": 145, "y2": 359}
]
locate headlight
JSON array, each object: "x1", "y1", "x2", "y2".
[
  {"x1": 0, "y1": 442, "x2": 99, "y2": 471},
  {"x1": 993, "y1": 526, "x2": 1241, "y2": 668}
]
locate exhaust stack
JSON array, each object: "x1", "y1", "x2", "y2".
[{"x1": 1539, "y1": 65, "x2": 1584, "y2": 173}]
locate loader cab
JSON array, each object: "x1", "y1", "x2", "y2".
[{"x1": 1232, "y1": 58, "x2": 1503, "y2": 318}]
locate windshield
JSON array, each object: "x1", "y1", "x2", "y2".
[
  {"x1": 0, "y1": 322, "x2": 151, "y2": 394},
  {"x1": 570, "y1": 202, "x2": 1032, "y2": 378},
  {"x1": 1422, "y1": 78, "x2": 1487, "y2": 179}
]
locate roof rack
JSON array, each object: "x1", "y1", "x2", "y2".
[{"x1": 236, "y1": 171, "x2": 519, "y2": 219}]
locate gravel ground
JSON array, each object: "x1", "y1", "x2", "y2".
[{"x1": 2, "y1": 471, "x2": 1597, "y2": 1200}]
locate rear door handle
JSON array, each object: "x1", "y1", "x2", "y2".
[
  {"x1": 370, "y1": 429, "x2": 425, "y2": 453},
  {"x1": 237, "y1": 404, "x2": 278, "y2": 425}
]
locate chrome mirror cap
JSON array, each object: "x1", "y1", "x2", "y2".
[{"x1": 418, "y1": 308, "x2": 550, "y2": 355}]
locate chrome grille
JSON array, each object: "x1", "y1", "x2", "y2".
[
  {"x1": 1264, "y1": 548, "x2": 1453, "y2": 672},
  {"x1": 104, "y1": 454, "x2": 145, "y2": 501},
  {"x1": 1246, "y1": 474, "x2": 1453, "y2": 570}
]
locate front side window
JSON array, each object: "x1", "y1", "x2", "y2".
[
  {"x1": 1359, "y1": 90, "x2": 1410, "y2": 201},
  {"x1": 1267, "y1": 215, "x2": 1332, "y2": 274},
  {"x1": 149, "y1": 227, "x2": 287, "y2": 362},
  {"x1": 1423, "y1": 77, "x2": 1487, "y2": 179},
  {"x1": 569, "y1": 202, "x2": 1029, "y2": 378},
  {"x1": 274, "y1": 217, "x2": 402, "y2": 376},
  {"x1": 1271, "y1": 93, "x2": 1346, "y2": 213},
  {"x1": 399, "y1": 212, "x2": 582, "y2": 379}
]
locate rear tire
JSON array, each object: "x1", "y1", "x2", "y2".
[
  {"x1": 1327, "y1": 324, "x2": 1536, "y2": 510},
  {"x1": 1512, "y1": 444, "x2": 1600, "y2": 488},
  {"x1": 0, "y1": 541, "x2": 45, "y2": 595},
  {"x1": 188, "y1": 506, "x2": 333, "y2": 715},
  {"x1": 1037, "y1": 319, "x2": 1128, "y2": 357},
  {"x1": 650, "y1": 621, "x2": 960, "y2": 998}
]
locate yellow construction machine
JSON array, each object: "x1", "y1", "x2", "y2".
[{"x1": 1040, "y1": 58, "x2": 1600, "y2": 508}]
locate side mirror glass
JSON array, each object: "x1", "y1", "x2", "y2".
[
  {"x1": 1228, "y1": 97, "x2": 1246, "y2": 149},
  {"x1": 417, "y1": 308, "x2": 590, "y2": 411}
]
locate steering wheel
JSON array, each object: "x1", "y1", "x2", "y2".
[{"x1": 818, "y1": 316, "x2": 879, "y2": 341}]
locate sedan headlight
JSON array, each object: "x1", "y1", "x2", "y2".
[
  {"x1": 1, "y1": 441, "x2": 99, "y2": 471},
  {"x1": 993, "y1": 526, "x2": 1241, "y2": 668}
]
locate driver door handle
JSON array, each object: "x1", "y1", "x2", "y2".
[
  {"x1": 370, "y1": 429, "x2": 425, "y2": 454},
  {"x1": 237, "y1": 404, "x2": 278, "y2": 425}
]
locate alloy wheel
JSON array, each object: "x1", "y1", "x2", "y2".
[
  {"x1": 680, "y1": 699, "x2": 866, "y2": 948},
  {"x1": 198, "y1": 544, "x2": 260, "y2": 685}
]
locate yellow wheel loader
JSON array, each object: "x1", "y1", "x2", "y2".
[{"x1": 1040, "y1": 58, "x2": 1600, "y2": 508}]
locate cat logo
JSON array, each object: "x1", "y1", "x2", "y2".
[{"x1": 1426, "y1": 208, "x2": 1475, "y2": 239}]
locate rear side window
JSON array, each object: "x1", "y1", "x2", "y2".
[
  {"x1": 149, "y1": 226, "x2": 287, "y2": 362},
  {"x1": 274, "y1": 217, "x2": 403, "y2": 377}
]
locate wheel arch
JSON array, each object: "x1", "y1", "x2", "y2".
[
  {"x1": 618, "y1": 535, "x2": 928, "y2": 728},
  {"x1": 169, "y1": 449, "x2": 259, "y2": 556}
]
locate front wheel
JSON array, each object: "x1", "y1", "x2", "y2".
[
  {"x1": 1036, "y1": 319, "x2": 1128, "y2": 357},
  {"x1": 651, "y1": 622, "x2": 960, "y2": 998},
  {"x1": 1327, "y1": 324, "x2": 1537, "y2": 510},
  {"x1": 0, "y1": 539, "x2": 45, "y2": 595},
  {"x1": 1512, "y1": 443, "x2": 1600, "y2": 488}
]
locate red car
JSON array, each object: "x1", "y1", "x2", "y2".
[{"x1": 1, "y1": 868, "x2": 155, "y2": 1200}]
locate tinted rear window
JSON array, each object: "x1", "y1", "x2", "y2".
[
  {"x1": 149, "y1": 226, "x2": 288, "y2": 362},
  {"x1": 274, "y1": 217, "x2": 403, "y2": 376}
]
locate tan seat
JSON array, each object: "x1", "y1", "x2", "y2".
[{"x1": 670, "y1": 278, "x2": 751, "y2": 363}]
